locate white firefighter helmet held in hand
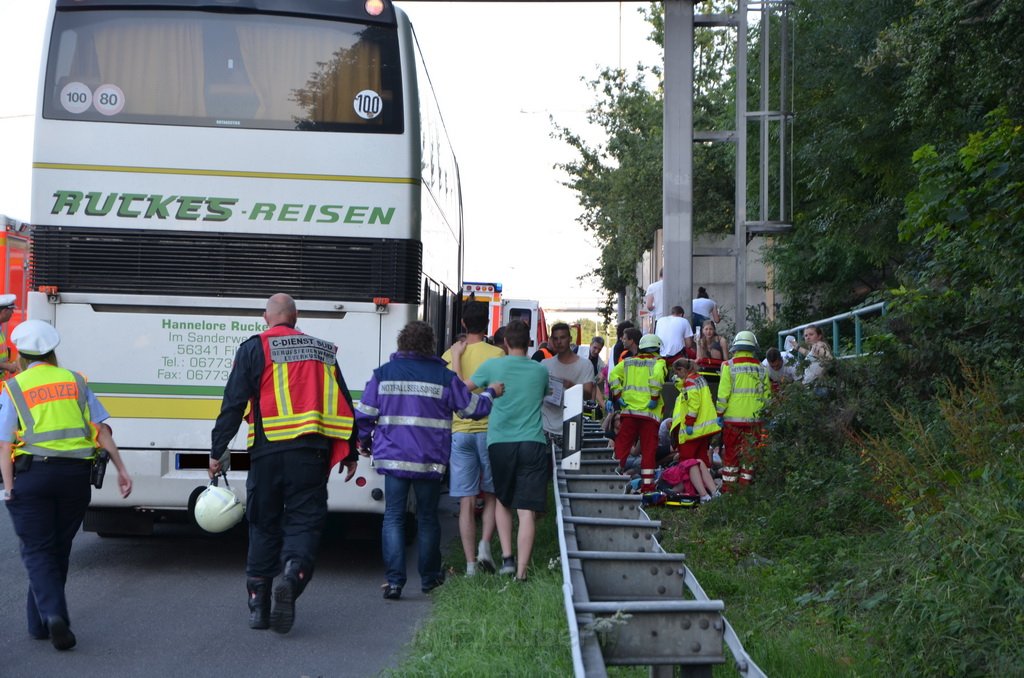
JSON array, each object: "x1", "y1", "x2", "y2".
[
  {"x1": 11, "y1": 320, "x2": 61, "y2": 356},
  {"x1": 194, "y1": 483, "x2": 244, "y2": 533},
  {"x1": 731, "y1": 330, "x2": 759, "y2": 352},
  {"x1": 638, "y1": 334, "x2": 662, "y2": 352}
]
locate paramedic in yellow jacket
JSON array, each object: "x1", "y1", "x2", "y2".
[
  {"x1": 608, "y1": 333, "x2": 668, "y2": 492},
  {"x1": 715, "y1": 330, "x2": 771, "y2": 490},
  {"x1": 0, "y1": 320, "x2": 132, "y2": 651},
  {"x1": 669, "y1": 358, "x2": 722, "y2": 468}
]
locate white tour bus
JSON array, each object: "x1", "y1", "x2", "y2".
[{"x1": 29, "y1": 0, "x2": 462, "y2": 534}]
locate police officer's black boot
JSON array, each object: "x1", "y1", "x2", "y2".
[
  {"x1": 246, "y1": 577, "x2": 271, "y2": 630},
  {"x1": 269, "y1": 560, "x2": 310, "y2": 634}
]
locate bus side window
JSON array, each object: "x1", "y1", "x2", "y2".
[{"x1": 423, "y1": 276, "x2": 451, "y2": 355}]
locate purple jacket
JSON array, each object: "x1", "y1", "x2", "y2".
[{"x1": 355, "y1": 352, "x2": 496, "y2": 480}]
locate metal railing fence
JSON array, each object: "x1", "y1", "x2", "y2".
[{"x1": 777, "y1": 301, "x2": 886, "y2": 358}]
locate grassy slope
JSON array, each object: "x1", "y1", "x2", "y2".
[{"x1": 388, "y1": 504, "x2": 573, "y2": 677}]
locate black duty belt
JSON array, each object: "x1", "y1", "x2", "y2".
[{"x1": 30, "y1": 455, "x2": 91, "y2": 465}]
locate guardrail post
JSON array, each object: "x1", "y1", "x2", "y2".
[
  {"x1": 557, "y1": 389, "x2": 769, "y2": 677},
  {"x1": 562, "y1": 384, "x2": 584, "y2": 457},
  {"x1": 854, "y1": 314, "x2": 863, "y2": 355}
]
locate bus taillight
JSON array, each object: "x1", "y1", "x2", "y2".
[{"x1": 365, "y1": 0, "x2": 385, "y2": 16}]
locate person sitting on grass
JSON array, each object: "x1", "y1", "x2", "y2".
[{"x1": 660, "y1": 458, "x2": 720, "y2": 503}]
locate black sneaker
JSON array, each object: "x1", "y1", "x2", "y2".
[
  {"x1": 47, "y1": 616, "x2": 76, "y2": 651},
  {"x1": 421, "y1": 578, "x2": 444, "y2": 594},
  {"x1": 382, "y1": 584, "x2": 402, "y2": 600},
  {"x1": 499, "y1": 556, "x2": 516, "y2": 576}
]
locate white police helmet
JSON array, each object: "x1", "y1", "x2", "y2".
[
  {"x1": 193, "y1": 483, "x2": 245, "y2": 533},
  {"x1": 0, "y1": 294, "x2": 16, "y2": 309},
  {"x1": 11, "y1": 320, "x2": 61, "y2": 356}
]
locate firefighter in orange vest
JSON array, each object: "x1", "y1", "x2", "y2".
[
  {"x1": 530, "y1": 342, "x2": 554, "y2": 361},
  {"x1": 0, "y1": 320, "x2": 132, "y2": 651},
  {"x1": 716, "y1": 330, "x2": 771, "y2": 490},
  {"x1": 210, "y1": 293, "x2": 357, "y2": 634},
  {"x1": 0, "y1": 294, "x2": 19, "y2": 377}
]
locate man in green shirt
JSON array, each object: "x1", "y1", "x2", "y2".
[{"x1": 456, "y1": 320, "x2": 549, "y2": 581}]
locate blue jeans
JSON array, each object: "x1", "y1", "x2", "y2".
[
  {"x1": 449, "y1": 431, "x2": 494, "y2": 497},
  {"x1": 382, "y1": 474, "x2": 442, "y2": 591}
]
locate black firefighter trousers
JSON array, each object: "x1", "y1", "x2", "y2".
[{"x1": 245, "y1": 447, "x2": 329, "y2": 582}]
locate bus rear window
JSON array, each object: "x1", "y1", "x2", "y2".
[{"x1": 42, "y1": 9, "x2": 403, "y2": 133}]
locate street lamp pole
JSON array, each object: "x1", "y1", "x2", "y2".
[{"x1": 662, "y1": 0, "x2": 694, "y2": 325}]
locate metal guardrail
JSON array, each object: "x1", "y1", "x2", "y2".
[
  {"x1": 777, "y1": 301, "x2": 886, "y2": 358},
  {"x1": 555, "y1": 385, "x2": 767, "y2": 677}
]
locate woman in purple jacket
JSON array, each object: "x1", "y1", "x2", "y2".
[{"x1": 355, "y1": 321, "x2": 503, "y2": 600}]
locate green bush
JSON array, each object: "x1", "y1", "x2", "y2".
[{"x1": 873, "y1": 455, "x2": 1024, "y2": 675}]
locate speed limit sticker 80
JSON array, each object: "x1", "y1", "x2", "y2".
[{"x1": 93, "y1": 84, "x2": 125, "y2": 116}]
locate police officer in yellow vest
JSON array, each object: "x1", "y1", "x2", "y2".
[
  {"x1": 210, "y1": 293, "x2": 357, "y2": 634},
  {"x1": 0, "y1": 320, "x2": 132, "y2": 651},
  {"x1": 0, "y1": 294, "x2": 20, "y2": 377}
]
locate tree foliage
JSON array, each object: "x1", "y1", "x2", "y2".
[
  {"x1": 554, "y1": 2, "x2": 737, "y2": 307},
  {"x1": 762, "y1": 0, "x2": 917, "y2": 322},
  {"x1": 766, "y1": 0, "x2": 1024, "y2": 322},
  {"x1": 866, "y1": 0, "x2": 1024, "y2": 140},
  {"x1": 555, "y1": 65, "x2": 664, "y2": 299},
  {"x1": 888, "y1": 110, "x2": 1024, "y2": 377}
]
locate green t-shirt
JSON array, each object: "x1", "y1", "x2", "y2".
[
  {"x1": 471, "y1": 355, "x2": 548, "y2": 445},
  {"x1": 442, "y1": 340, "x2": 505, "y2": 433}
]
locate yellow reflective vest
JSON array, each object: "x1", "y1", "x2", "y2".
[
  {"x1": 716, "y1": 352, "x2": 771, "y2": 425},
  {"x1": 608, "y1": 352, "x2": 667, "y2": 421},
  {"x1": 5, "y1": 363, "x2": 98, "y2": 459},
  {"x1": 670, "y1": 372, "x2": 721, "y2": 442}
]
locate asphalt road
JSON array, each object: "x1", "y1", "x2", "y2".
[{"x1": 0, "y1": 495, "x2": 461, "y2": 678}]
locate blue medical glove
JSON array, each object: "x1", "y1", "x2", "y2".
[
  {"x1": 646, "y1": 399, "x2": 659, "y2": 410},
  {"x1": 717, "y1": 416, "x2": 724, "y2": 427},
  {"x1": 685, "y1": 426, "x2": 694, "y2": 436},
  {"x1": 616, "y1": 399, "x2": 627, "y2": 410}
]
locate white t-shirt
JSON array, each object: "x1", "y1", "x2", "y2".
[
  {"x1": 654, "y1": 314, "x2": 693, "y2": 357},
  {"x1": 645, "y1": 279, "x2": 665, "y2": 320},
  {"x1": 762, "y1": 357, "x2": 797, "y2": 383},
  {"x1": 541, "y1": 355, "x2": 595, "y2": 434},
  {"x1": 692, "y1": 297, "x2": 717, "y2": 319}
]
